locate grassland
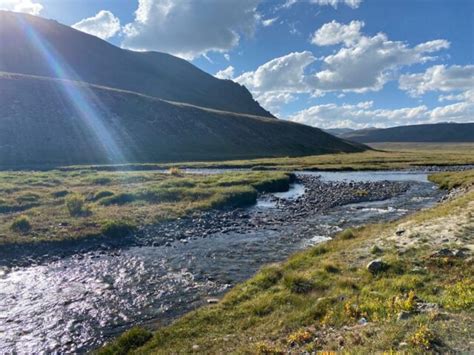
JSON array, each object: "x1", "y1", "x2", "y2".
[
  {"x1": 64, "y1": 142, "x2": 474, "y2": 172},
  {"x1": 100, "y1": 170, "x2": 474, "y2": 354},
  {"x1": 0, "y1": 169, "x2": 292, "y2": 245}
]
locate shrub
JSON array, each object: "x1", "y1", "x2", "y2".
[
  {"x1": 99, "y1": 193, "x2": 136, "y2": 206},
  {"x1": 65, "y1": 194, "x2": 86, "y2": 216},
  {"x1": 338, "y1": 228, "x2": 355, "y2": 240},
  {"x1": 10, "y1": 215, "x2": 31, "y2": 233},
  {"x1": 323, "y1": 263, "x2": 340, "y2": 274},
  {"x1": 253, "y1": 265, "x2": 283, "y2": 289},
  {"x1": 92, "y1": 190, "x2": 114, "y2": 201},
  {"x1": 287, "y1": 329, "x2": 312, "y2": 345},
  {"x1": 51, "y1": 190, "x2": 69, "y2": 198},
  {"x1": 168, "y1": 167, "x2": 183, "y2": 176},
  {"x1": 91, "y1": 177, "x2": 112, "y2": 185},
  {"x1": 409, "y1": 325, "x2": 436, "y2": 350},
  {"x1": 283, "y1": 273, "x2": 314, "y2": 294},
  {"x1": 101, "y1": 220, "x2": 137, "y2": 238},
  {"x1": 97, "y1": 327, "x2": 152, "y2": 355}
]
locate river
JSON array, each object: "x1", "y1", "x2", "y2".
[{"x1": 0, "y1": 171, "x2": 445, "y2": 353}]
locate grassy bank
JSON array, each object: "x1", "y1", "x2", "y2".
[
  {"x1": 0, "y1": 170, "x2": 292, "y2": 245},
  {"x1": 63, "y1": 142, "x2": 474, "y2": 172},
  {"x1": 101, "y1": 170, "x2": 474, "y2": 354}
]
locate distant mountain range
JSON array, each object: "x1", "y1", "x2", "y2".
[
  {"x1": 337, "y1": 123, "x2": 474, "y2": 143},
  {"x1": 0, "y1": 11, "x2": 367, "y2": 167}
]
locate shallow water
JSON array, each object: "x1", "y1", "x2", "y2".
[{"x1": 0, "y1": 171, "x2": 444, "y2": 353}]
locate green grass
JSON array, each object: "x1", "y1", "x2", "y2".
[
  {"x1": 0, "y1": 170, "x2": 292, "y2": 245},
  {"x1": 103, "y1": 170, "x2": 474, "y2": 354},
  {"x1": 62, "y1": 143, "x2": 474, "y2": 172}
]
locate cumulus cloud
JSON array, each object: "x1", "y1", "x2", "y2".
[
  {"x1": 311, "y1": 20, "x2": 364, "y2": 46},
  {"x1": 121, "y1": 0, "x2": 260, "y2": 59},
  {"x1": 72, "y1": 10, "x2": 121, "y2": 40},
  {"x1": 0, "y1": 0, "x2": 43, "y2": 15},
  {"x1": 215, "y1": 66, "x2": 235, "y2": 80},
  {"x1": 236, "y1": 51, "x2": 315, "y2": 93},
  {"x1": 288, "y1": 100, "x2": 473, "y2": 129},
  {"x1": 399, "y1": 64, "x2": 474, "y2": 97},
  {"x1": 235, "y1": 21, "x2": 449, "y2": 113}
]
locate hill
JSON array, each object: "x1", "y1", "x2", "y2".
[
  {"x1": 0, "y1": 73, "x2": 366, "y2": 167},
  {"x1": 0, "y1": 10, "x2": 272, "y2": 117},
  {"x1": 340, "y1": 123, "x2": 474, "y2": 143},
  {"x1": 324, "y1": 128, "x2": 355, "y2": 137}
]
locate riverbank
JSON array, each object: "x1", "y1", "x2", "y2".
[
  {"x1": 0, "y1": 170, "x2": 292, "y2": 247},
  {"x1": 102, "y1": 170, "x2": 473, "y2": 354}
]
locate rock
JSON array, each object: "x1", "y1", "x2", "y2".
[
  {"x1": 358, "y1": 317, "x2": 368, "y2": 325},
  {"x1": 206, "y1": 298, "x2": 219, "y2": 304},
  {"x1": 395, "y1": 229, "x2": 405, "y2": 236},
  {"x1": 367, "y1": 259, "x2": 388, "y2": 274},
  {"x1": 192, "y1": 345, "x2": 200, "y2": 351},
  {"x1": 397, "y1": 311, "x2": 412, "y2": 321}
]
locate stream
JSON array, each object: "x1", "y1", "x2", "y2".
[{"x1": 0, "y1": 171, "x2": 445, "y2": 353}]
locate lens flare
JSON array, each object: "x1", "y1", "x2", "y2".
[{"x1": 16, "y1": 15, "x2": 127, "y2": 164}]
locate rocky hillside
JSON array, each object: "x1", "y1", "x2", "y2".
[
  {"x1": 0, "y1": 73, "x2": 366, "y2": 167},
  {"x1": 340, "y1": 123, "x2": 474, "y2": 143},
  {"x1": 0, "y1": 10, "x2": 272, "y2": 117}
]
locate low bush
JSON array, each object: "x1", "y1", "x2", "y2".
[
  {"x1": 92, "y1": 190, "x2": 115, "y2": 201},
  {"x1": 65, "y1": 194, "x2": 87, "y2": 216},
  {"x1": 10, "y1": 215, "x2": 32, "y2": 233},
  {"x1": 101, "y1": 220, "x2": 137, "y2": 238},
  {"x1": 283, "y1": 273, "x2": 314, "y2": 294},
  {"x1": 97, "y1": 327, "x2": 152, "y2": 355},
  {"x1": 338, "y1": 228, "x2": 355, "y2": 240}
]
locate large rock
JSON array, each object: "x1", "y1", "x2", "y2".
[{"x1": 366, "y1": 259, "x2": 388, "y2": 274}]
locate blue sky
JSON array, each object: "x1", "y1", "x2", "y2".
[{"x1": 2, "y1": 0, "x2": 473, "y2": 128}]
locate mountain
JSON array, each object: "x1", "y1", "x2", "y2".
[
  {"x1": 324, "y1": 128, "x2": 355, "y2": 137},
  {"x1": 0, "y1": 11, "x2": 368, "y2": 167},
  {"x1": 0, "y1": 10, "x2": 272, "y2": 117},
  {"x1": 340, "y1": 123, "x2": 474, "y2": 143},
  {"x1": 0, "y1": 73, "x2": 366, "y2": 167}
]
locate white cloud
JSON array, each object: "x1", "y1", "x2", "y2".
[
  {"x1": 0, "y1": 0, "x2": 42, "y2": 15},
  {"x1": 224, "y1": 53, "x2": 231, "y2": 61},
  {"x1": 215, "y1": 66, "x2": 235, "y2": 80},
  {"x1": 311, "y1": 20, "x2": 364, "y2": 46},
  {"x1": 439, "y1": 89, "x2": 474, "y2": 103},
  {"x1": 282, "y1": 0, "x2": 362, "y2": 9},
  {"x1": 121, "y1": 0, "x2": 260, "y2": 60},
  {"x1": 234, "y1": 21, "x2": 449, "y2": 113},
  {"x1": 236, "y1": 51, "x2": 315, "y2": 93},
  {"x1": 262, "y1": 17, "x2": 278, "y2": 27},
  {"x1": 310, "y1": 31, "x2": 449, "y2": 92},
  {"x1": 72, "y1": 10, "x2": 121, "y2": 40},
  {"x1": 255, "y1": 92, "x2": 295, "y2": 114},
  {"x1": 399, "y1": 64, "x2": 474, "y2": 97},
  {"x1": 288, "y1": 100, "x2": 473, "y2": 129}
]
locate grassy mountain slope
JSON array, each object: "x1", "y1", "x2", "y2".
[
  {"x1": 0, "y1": 73, "x2": 366, "y2": 167},
  {"x1": 341, "y1": 123, "x2": 474, "y2": 143},
  {"x1": 0, "y1": 10, "x2": 272, "y2": 117}
]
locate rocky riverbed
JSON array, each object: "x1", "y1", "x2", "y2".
[{"x1": 0, "y1": 171, "x2": 445, "y2": 353}]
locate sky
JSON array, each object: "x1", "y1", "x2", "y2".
[{"x1": 1, "y1": 0, "x2": 473, "y2": 129}]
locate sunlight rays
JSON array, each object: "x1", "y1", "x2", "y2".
[{"x1": 16, "y1": 15, "x2": 128, "y2": 164}]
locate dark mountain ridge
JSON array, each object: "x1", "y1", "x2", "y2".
[
  {"x1": 0, "y1": 10, "x2": 272, "y2": 117},
  {"x1": 340, "y1": 123, "x2": 474, "y2": 143},
  {"x1": 0, "y1": 73, "x2": 366, "y2": 167}
]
